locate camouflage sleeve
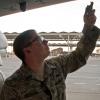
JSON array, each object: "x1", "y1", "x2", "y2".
[
  {"x1": 0, "y1": 81, "x2": 46, "y2": 100},
  {"x1": 0, "y1": 80, "x2": 20, "y2": 100},
  {"x1": 47, "y1": 26, "x2": 100, "y2": 78}
]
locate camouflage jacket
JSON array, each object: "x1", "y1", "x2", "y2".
[{"x1": 0, "y1": 26, "x2": 100, "y2": 100}]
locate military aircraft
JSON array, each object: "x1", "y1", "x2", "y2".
[{"x1": 0, "y1": 0, "x2": 75, "y2": 16}]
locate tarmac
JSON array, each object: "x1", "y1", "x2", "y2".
[{"x1": 0, "y1": 55, "x2": 100, "y2": 100}]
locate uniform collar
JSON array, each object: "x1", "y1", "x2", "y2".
[{"x1": 20, "y1": 60, "x2": 56, "y2": 82}]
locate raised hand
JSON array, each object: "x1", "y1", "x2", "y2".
[{"x1": 84, "y1": 2, "x2": 96, "y2": 27}]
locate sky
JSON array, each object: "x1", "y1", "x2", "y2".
[{"x1": 0, "y1": 0, "x2": 100, "y2": 33}]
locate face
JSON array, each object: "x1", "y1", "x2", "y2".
[{"x1": 24, "y1": 32, "x2": 50, "y2": 60}]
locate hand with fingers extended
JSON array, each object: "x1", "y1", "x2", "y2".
[{"x1": 84, "y1": 2, "x2": 96, "y2": 27}]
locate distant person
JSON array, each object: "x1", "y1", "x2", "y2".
[
  {"x1": 0, "y1": 31, "x2": 7, "y2": 94},
  {"x1": 0, "y1": 31, "x2": 8, "y2": 66},
  {"x1": 0, "y1": 2, "x2": 100, "y2": 100}
]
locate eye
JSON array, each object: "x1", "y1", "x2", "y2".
[{"x1": 43, "y1": 40, "x2": 48, "y2": 44}]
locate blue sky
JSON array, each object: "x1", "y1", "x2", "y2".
[{"x1": 0, "y1": 0, "x2": 100, "y2": 33}]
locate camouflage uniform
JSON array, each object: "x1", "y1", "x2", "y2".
[{"x1": 0, "y1": 26, "x2": 100, "y2": 100}]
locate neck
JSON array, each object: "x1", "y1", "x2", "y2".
[{"x1": 25, "y1": 58, "x2": 45, "y2": 80}]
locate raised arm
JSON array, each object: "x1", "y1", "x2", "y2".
[{"x1": 47, "y1": 2, "x2": 100, "y2": 78}]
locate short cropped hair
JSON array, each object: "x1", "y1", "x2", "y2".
[{"x1": 13, "y1": 29, "x2": 36, "y2": 62}]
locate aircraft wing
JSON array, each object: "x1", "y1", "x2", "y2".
[{"x1": 0, "y1": 0, "x2": 75, "y2": 16}]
